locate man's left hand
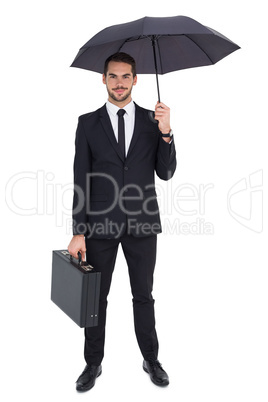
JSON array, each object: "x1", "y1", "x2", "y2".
[{"x1": 154, "y1": 102, "x2": 171, "y2": 135}]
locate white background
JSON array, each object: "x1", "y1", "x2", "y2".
[{"x1": 1, "y1": 0, "x2": 267, "y2": 401}]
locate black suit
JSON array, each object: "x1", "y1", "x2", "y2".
[{"x1": 72, "y1": 102, "x2": 176, "y2": 364}]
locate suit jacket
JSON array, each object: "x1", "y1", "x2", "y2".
[{"x1": 72, "y1": 102, "x2": 176, "y2": 239}]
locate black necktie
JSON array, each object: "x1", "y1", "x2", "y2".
[{"x1": 117, "y1": 109, "x2": 126, "y2": 158}]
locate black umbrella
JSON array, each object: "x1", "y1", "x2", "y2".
[{"x1": 71, "y1": 15, "x2": 240, "y2": 101}]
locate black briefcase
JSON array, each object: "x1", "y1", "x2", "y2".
[{"x1": 51, "y1": 250, "x2": 101, "y2": 328}]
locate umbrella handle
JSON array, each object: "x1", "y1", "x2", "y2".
[
  {"x1": 148, "y1": 111, "x2": 159, "y2": 124},
  {"x1": 155, "y1": 72, "x2": 161, "y2": 103}
]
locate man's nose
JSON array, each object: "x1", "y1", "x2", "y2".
[{"x1": 116, "y1": 77, "x2": 123, "y2": 86}]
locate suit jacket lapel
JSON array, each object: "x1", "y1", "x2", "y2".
[{"x1": 99, "y1": 105, "x2": 125, "y2": 162}]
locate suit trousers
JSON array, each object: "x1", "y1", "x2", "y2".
[{"x1": 84, "y1": 233, "x2": 159, "y2": 365}]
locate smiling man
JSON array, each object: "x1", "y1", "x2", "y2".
[
  {"x1": 103, "y1": 60, "x2": 137, "y2": 104},
  {"x1": 68, "y1": 52, "x2": 176, "y2": 391}
]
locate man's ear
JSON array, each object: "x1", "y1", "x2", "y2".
[
  {"x1": 133, "y1": 75, "x2": 137, "y2": 86},
  {"x1": 102, "y1": 74, "x2": 106, "y2": 85}
]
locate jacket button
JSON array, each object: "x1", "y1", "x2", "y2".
[{"x1": 124, "y1": 166, "x2": 129, "y2": 171}]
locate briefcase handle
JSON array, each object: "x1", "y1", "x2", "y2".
[
  {"x1": 76, "y1": 251, "x2": 82, "y2": 264},
  {"x1": 62, "y1": 250, "x2": 94, "y2": 272},
  {"x1": 68, "y1": 251, "x2": 82, "y2": 264},
  {"x1": 72, "y1": 251, "x2": 94, "y2": 272}
]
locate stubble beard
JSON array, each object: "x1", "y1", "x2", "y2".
[{"x1": 108, "y1": 86, "x2": 133, "y2": 103}]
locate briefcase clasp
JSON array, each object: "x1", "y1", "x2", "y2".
[{"x1": 80, "y1": 261, "x2": 94, "y2": 272}]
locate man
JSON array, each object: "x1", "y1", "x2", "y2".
[{"x1": 68, "y1": 52, "x2": 176, "y2": 391}]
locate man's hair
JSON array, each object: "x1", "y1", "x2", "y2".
[{"x1": 103, "y1": 52, "x2": 136, "y2": 77}]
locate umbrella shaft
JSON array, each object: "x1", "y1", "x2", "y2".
[{"x1": 152, "y1": 37, "x2": 161, "y2": 103}]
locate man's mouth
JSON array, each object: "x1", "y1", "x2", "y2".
[{"x1": 113, "y1": 88, "x2": 127, "y2": 94}]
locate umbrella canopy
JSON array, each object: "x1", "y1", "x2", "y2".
[{"x1": 71, "y1": 15, "x2": 240, "y2": 100}]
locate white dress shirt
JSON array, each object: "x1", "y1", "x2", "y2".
[{"x1": 106, "y1": 99, "x2": 135, "y2": 156}]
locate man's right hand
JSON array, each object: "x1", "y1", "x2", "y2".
[{"x1": 68, "y1": 235, "x2": 86, "y2": 261}]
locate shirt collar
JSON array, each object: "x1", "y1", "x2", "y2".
[{"x1": 106, "y1": 99, "x2": 135, "y2": 117}]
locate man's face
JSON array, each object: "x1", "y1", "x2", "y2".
[{"x1": 102, "y1": 61, "x2": 137, "y2": 106}]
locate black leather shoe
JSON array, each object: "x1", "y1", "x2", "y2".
[
  {"x1": 76, "y1": 364, "x2": 102, "y2": 392},
  {"x1": 143, "y1": 359, "x2": 169, "y2": 386}
]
